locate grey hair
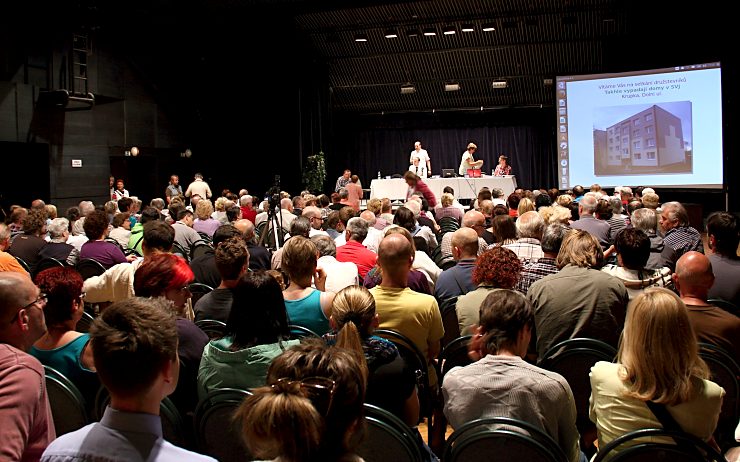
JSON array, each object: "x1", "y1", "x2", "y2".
[
  {"x1": 403, "y1": 200, "x2": 421, "y2": 218},
  {"x1": 346, "y1": 217, "x2": 369, "y2": 242},
  {"x1": 632, "y1": 208, "x2": 658, "y2": 232},
  {"x1": 661, "y1": 201, "x2": 689, "y2": 226},
  {"x1": 516, "y1": 211, "x2": 545, "y2": 239},
  {"x1": 540, "y1": 223, "x2": 569, "y2": 254},
  {"x1": 311, "y1": 235, "x2": 337, "y2": 257},
  {"x1": 150, "y1": 198, "x2": 165, "y2": 210},
  {"x1": 608, "y1": 196, "x2": 623, "y2": 214},
  {"x1": 48, "y1": 218, "x2": 70, "y2": 241},
  {"x1": 579, "y1": 195, "x2": 598, "y2": 213}
]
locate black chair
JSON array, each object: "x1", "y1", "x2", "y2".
[
  {"x1": 707, "y1": 298, "x2": 740, "y2": 317},
  {"x1": 440, "y1": 259, "x2": 457, "y2": 271},
  {"x1": 75, "y1": 311, "x2": 96, "y2": 333},
  {"x1": 438, "y1": 297, "x2": 461, "y2": 349},
  {"x1": 76, "y1": 258, "x2": 107, "y2": 280},
  {"x1": 538, "y1": 338, "x2": 617, "y2": 453},
  {"x1": 172, "y1": 242, "x2": 189, "y2": 261},
  {"x1": 194, "y1": 388, "x2": 253, "y2": 462},
  {"x1": 44, "y1": 366, "x2": 89, "y2": 436},
  {"x1": 14, "y1": 255, "x2": 32, "y2": 274},
  {"x1": 357, "y1": 403, "x2": 424, "y2": 462},
  {"x1": 190, "y1": 240, "x2": 213, "y2": 261},
  {"x1": 439, "y1": 335, "x2": 473, "y2": 384},
  {"x1": 197, "y1": 231, "x2": 213, "y2": 244},
  {"x1": 124, "y1": 247, "x2": 142, "y2": 257},
  {"x1": 443, "y1": 417, "x2": 568, "y2": 462},
  {"x1": 195, "y1": 319, "x2": 227, "y2": 339},
  {"x1": 592, "y1": 428, "x2": 726, "y2": 462},
  {"x1": 438, "y1": 216, "x2": 461, "y2": 236},
  {"x1": 188, "y1": 282, "x2": 214, "y2": 306},
  {"x1": 288, "y1": 324, "x2": 320, "y2": 339},
  {"x1": 104, "y1": 237, "x2": 125, "y2": 254},
  {"x1": 698, "y1": 342, "x2": 739, "y2": 449},
  {"x1": 374, "y1": 329, "x2": 433, "y2": 440},
  {"x1": 34, "y1": 257, "x2": 65, "y2": 278}
]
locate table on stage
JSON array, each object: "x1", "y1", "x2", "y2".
[{"x1": 369, "y1": 176, "x2": 517, "y2": 201}]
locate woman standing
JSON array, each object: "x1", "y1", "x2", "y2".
[
  {"x1": 459, "y1": 142, "x2": 484, "y2": 176},
  {"x1": 403, "y1": 171, "x2": 437, "y2": 207}
]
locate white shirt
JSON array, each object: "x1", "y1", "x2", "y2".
[
  {"x1": 459, "y1": 151, "x2": 474, "y2": 175},
  {"x1": 317, "y1": 255, "x2": 359, "y2": 293},
  {"x1": 410, "y1": 148, "x2": 430, "y2": 164},
  {"x1": 408, "y1": 164, "x2": 428, "y2": 178},
  {"x1": 362, "y1": 227, "x2": 384, "y2": 253}
]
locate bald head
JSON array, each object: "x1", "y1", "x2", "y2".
[
  {"x1": 516, "y1": 211, "x2": 545, "y2": 240},
  {"x1": 280, "y1": 198, "x2": 293, "y2": 211},
  {"x1": 234, "y1": 219, "x2": 255, "y2": 240},
  {"x1": 378, "y1": 234, "x2": 414, "y2": 280},
  {"x1": 674, "y1": 251, "x2": 714, "y2": 299},
  {"x1": 0, "y1": 273, "x2": 35, "y2": 318},
  {"x1": 462, "y1": 210, "x2": 485, "y2": 228},
  {"x1": 451, "y1": 228, "x2": 479, "y2": 259},
  {"x1": 360, "y1": 210, "x2": 377, "y2": 226}
]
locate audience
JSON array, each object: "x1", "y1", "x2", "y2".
[
  {"x1": 335, "y1": 217, "x2": 377, "y2": 278},
  {"x1": 601, "y1": 228, "x2": 672, "y2": 299},
  {"x1": 705, "y1": 211, "x2": 740, "y2": 306},
  {"x1": 505, "y1": 211, "x2": 545, "y2": 263},
  {"x1": 8, "y1": 209, "x2": 48, "y2": 273},
  {"x1": 516, "y1": 223, "x2": 567, "y2": 294},
  {"x1": 631, "y1": 208, "x2": 678, "y2": 271},
  {"x1": 193, "y1": 199, "x2": 220, "y2": 238},
  {"x1": 0, "y1": 223, "x2": 29, "y2": 273},
  {"x1": 193, "y1": 237, "x2": 249, "y2": 322},
  {"x1": 312, "y1": 235, "x2": 358, "y2": 293},
  {"x1": 570, "y1": 195, "x2": 610, "y2": 249},
  {"x1": 434, "y1": 227, "x2": 479, "y2": 300},
  {"x1": 80, "y1": 210, "x2": 129, "y2": 269},
  {"x1": 589, "y1": 288, "x2": 723, "y2": 454},
  {"x1": 198, "y1": 271, "x2": 299, "y2": 397},
  {"x1": 660, "y1": 201, "x2": 704, "y2": 257}
]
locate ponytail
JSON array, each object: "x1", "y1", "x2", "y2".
[{"x1": 336, "y1": 320, "x2": 369, "y2": 381}]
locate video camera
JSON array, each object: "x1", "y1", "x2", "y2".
[{"x1": 265, "y1": 175, "x2": 281, "y2": 210}]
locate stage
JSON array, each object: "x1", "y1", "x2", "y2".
[{"x1": 369, "y1": 176, "x2": 517, "y2": 201}]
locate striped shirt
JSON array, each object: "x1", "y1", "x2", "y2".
[{"x1": 663, "y1": 225, "x2": 704, "y2": 258}]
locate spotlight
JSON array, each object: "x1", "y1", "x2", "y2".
[
  {"x1": 443, "y1": 25, "x2": 456, "y2": 35},
  {"x1": 354, "y1": 33, "x2": 368, "y2": 42},
  {"x1": 423, "y1": 27, "x2": 436, "y2": 36},
  {"x1": 130, "y1": 146, "x2": 139, "y2": 157},
  {"x1": 491, "y1": 80, "x2": 508, "y2": 89},
  {"x1": 461, "y1": 24, "x2": 475, "y2": 32},
  {"x1": 444, "y1": 82, "x2": 461, "y2": 92},
  {"x1": 401, "y1": 83, "x2": 416, "y2": 94},
  {"x1": 406, "y1": 28, "x2": 420, "y2": 37},
  {"x1": 384, "y1": 28, "x2": 398, "y2": 39},
  {"x1": 482, "y1": 22, "x2": 496, "y2": 31}
]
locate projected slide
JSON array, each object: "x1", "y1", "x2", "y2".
[{"x1": 556, "y1": 63, "x2": 723, "y2": 189}]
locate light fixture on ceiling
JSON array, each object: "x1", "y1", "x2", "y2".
[
  {"x1": 461, "y1": 24, "x2": 475, "y2": 32},
  {"x1": 543, "y1": 78, "x2": 554, "y2": 86},
  {"x1": 482, "y1": 22, "x2": 496, "y2": 32},
  {"x1": 444, "y1": 82, "x2": 461, "y2": 92},
  {"x1": 384, "y1": 28, "x2": 398, "y2": 39},
  {"x1": 491, "y1": 80, "x2": 508, "y2": 89},
  {"x1": 354, "y1": 33, "x2": 368, "y2": 42},
  {"x1": 443, "y1": 25, "x2": 456, "y2": 35},
  {"x1": 406, "y1": 28, "x2": 420, "y2": 37},
  {"x1": 130, "y1": 146, "x2": 140, "y2": 157},
  {"x1": 423, "y1": 27, "x2": 436, "y2": 36},
  {"x1": 401, "y1": 83, "x2": 416, "y2": 94}
]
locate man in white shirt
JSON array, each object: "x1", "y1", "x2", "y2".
[
  {"x1": 408, "y1": 157, "x2": 428, "y2": 179},
  {"x1": 184, "y1": 173, "x2": 212, "y2": 201},
  {"x1": 410, "y1": 141, "x2": 431, "y2": 176},
  {"x1": 312, "y1": 235, "x2": 358, "y2": 292}
]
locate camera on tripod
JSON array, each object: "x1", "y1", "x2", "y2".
[{"x1": 266, "y1": 175, "x2": 281, "y2": 210}]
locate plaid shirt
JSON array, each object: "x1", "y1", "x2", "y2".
[
  {"x1": 663, "y1": 225, "x2": 704, "y2": 258},
  {"x1": 503, "y1": 238, "x2": 544, "y2": 263},
  {"x1": 516, "y1": 257, "x2": 558, "y2": 294}
]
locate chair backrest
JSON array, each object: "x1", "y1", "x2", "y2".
[
  {"x1": 172, "y1": 242, "x2": 189, "y2": 261},
  {"x1": 438, "y1": 216, "x2": 461, "y2": 236},
  {"x1": 75, "y1": 311, "x2": 96, "y2": 334},
  {"x1": 357, "y1": 404, "x2": 424, "y2": 462},
  {"x1": 104, "y1": 237, "x2": 125, "y2": 253},
  {"x1": 197, "y1": 232, "x2": 213, "y2": 243},
  {"x1": 538, "y1": 338, "x2": 617, "y2": 431},
  {"x1": 160, "y1": 396, "x2": 188, "y2": 447},
  {"x1": 76, "y1": 258, "x2": 107, "y2": 280},
  {"x1": 195, "y1": 319, "x2": 227, "y2": 340},
  {"x1": 34, "y1": 257, "x2": 65, "y2": 278},
  {"x1": 289, "y1": 324, "x2": 320, "y2": 340},
  {"x1": 44, "y1": 366, "x2": 89, "y2": 436},
  {"x1": 374, "y1": 329, "x2": 432, "y2": 421},
  {"x1": 443, "y1": 417, "x2": 568, "y2": 462},
  {"x1": 439, "y1": 335, "x2": 473, "y2": 384},
  {"x1": 592, "y1": 428, "x2": 726, "y2": 462},
  {"x1": 698, "y1": 342, "x2": 740, "y2": 448},
  {"x1": 707, "y1": 298, "x2": 740, "y2": 317},
  {"x1": 194, "y1": 388, "x2": 253, "y2": 462},
  {"x1": 438, "y1": 297, "x2": 461, "y2": 349},
  {"x1": 191, "y1": 241, "x2": 213, "y2": 261},
  {"x1": 14, "y1": 255, "x2": 31, "y2": 274},
  {"x1": 188, "y1": 282, "x2": 214, "y2": 306}
]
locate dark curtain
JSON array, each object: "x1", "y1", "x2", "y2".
[{"x1": 327, "y1": 109, "x2": 557, "y2": 191}]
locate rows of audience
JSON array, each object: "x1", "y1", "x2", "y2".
[{"x1": 0, "y1": 181, "x2": 738, "y2": 461}]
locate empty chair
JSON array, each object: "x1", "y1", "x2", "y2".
[
  {"x1": 191, "y1": 241, "x2": 213, "y2": 261},
  {"x1": 76, "y1": 259, "x2": 107, "y2": 280},
  {"x1": 443, "y1": 417, "x2": 568, "y2": 462},
  {"x1": 194, "y1": 388, "x2": 253, "y2": 462},
  {"x1": 44, "y1": 366, "x2": 89, "y2": 436},
  {"x1": 592, "y1": 428, "x2": 726, "y2": 462},
  {"x1": 357, "y1": 404, "x2": 423, "y2": 462}
]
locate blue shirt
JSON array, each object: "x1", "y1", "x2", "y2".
[
  {"x1": 434, "y1": 259, "x2": 477, "y2": 300},
  {"x1": 41, "y1": 407, "x2": 216, "y2": 461}
]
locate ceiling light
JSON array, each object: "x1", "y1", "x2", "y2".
[
  {"x1": 482, "y1": 23, "x2": 496, "y2": 31},
  {"x1": 461, "y1": 24, "x2": 475, "y2": 32},
  {"x1": 384, "y1": 28, "x2": 398, "y2": 39},
  {"x1": 354, "y1": 33, "x2": 368, "y2": 42},
  {"x1": 423, "y1": 27, "x2": 436, "y2": 36},
  {"x1": 401, "y1": 83, "x2": 416, "y2": 94},
  {"x1": 543, "y1": 78, "x2": 554, "y2": 86},
  {"x1": 445, "y1": 82, "x2": 460, "y2": 92},
  {"x1": 443, "y1": 25, "x2": 456, "y2": 35},
  {"x1": 406, "y1": 28, "x2": 420, "y2": 37},
  {"x1": 491, "y1": 80, "x2": 508, "y2": 89}
]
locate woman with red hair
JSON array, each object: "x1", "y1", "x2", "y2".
[
  {"x1": 134, "y1": 253, "x2": 209, "y2": 412},
  {"x1": 455, "y1": 246, "x2": 522, "y2": 335}
]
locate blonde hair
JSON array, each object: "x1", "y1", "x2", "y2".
[
  {"x1": 331, "y1": 286, "x2": 373, "y2": 375},
  {"x1": 618, "y1": 288, "x2": 709, "y2": 405},
  {"x1": 517, "y1": 197, "x2": 534, "y2": 216},
  {"x1": 195, "y1": 199, "x2": 214, "y2": 220},
  {"x1": 642, "y1": 192, "x2": 660, "y2": 209},
  {"x1": 214, "y1": 196, "x2": 228, "y2": 212},
  {"x1": 556, "y1": 194, "x2": 573, "y2": 207},
  {"x1": 441, "y1": 193, "x2": 454, "y2": 208},
  {"x1": 556, "y1": 229, "x2": 604, "y2": 269},
  {"x1": 540, "y1": 205, "x2": 571, "y2": 225},
  {"x1": 281, "y1": 236, "x2": 318, "y2": 283}
]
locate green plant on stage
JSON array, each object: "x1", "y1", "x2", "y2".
[{"x1": 303, "y1": 151, "x2": 327, "y2": 194}]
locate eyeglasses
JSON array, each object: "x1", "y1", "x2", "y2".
[
  {"x1": 8, "y1": 293, "x2": 47, "y2": 324},
  {"x1": 79, "y1": 292, "x2": 86, "y2": 300},
  {"x1": 271, "y1": 377, "x2": 336, "y2": 416}
]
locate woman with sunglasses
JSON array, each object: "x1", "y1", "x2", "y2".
[
  {"x1": 238, "y1": 341, "x2": 366, "y2": 462},
  {"x1": 30, "y1": 267, "x2": 99, "y2": 400},
  {"x1": 133, "y1": 253, "x2": 209, "y2": 413}
]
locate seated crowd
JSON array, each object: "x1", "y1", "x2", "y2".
[{"x1": 0, "y1": 181, "x2": 738, "y2": 461}]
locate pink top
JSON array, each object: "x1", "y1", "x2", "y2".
[{"x1": 346, "y1": 183, "x2": 363, "y2": 211}]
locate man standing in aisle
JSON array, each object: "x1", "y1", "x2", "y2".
[
  {"x1": 410, "y1": 141, "x2": 431, "y2": 176},
  {"x1": 185, "y1": 173, "x2": 212, "y2": 201},
  {"x1": 165, "y1": 175, "x2": 183, "y2": 204}
]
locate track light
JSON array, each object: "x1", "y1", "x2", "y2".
[
  {"x1": 423, "y1": 27, "x2": 436, "y2": 36},
  {"x1": 443, "y1": 25, "x2": 456, "y2": 35},
  {"x1": 482, "y1": 22, "x2": 496, "y2": 32},
  {"x1": 445, "y1": 82, "x2": 460, "y2": 92},
  {"x1": 401, "y1": 83, "x2": 416, "y2": 94},
  {"x1": 461, "y1": 24, "x2": 475, "y2": 32},
  {"x1": 384, "y1": 28, "x2": 398, "y2": 39},
  {"x1": 491, "y1": 80, "x2": 508, "y2": 89},
  {"x1": 406, "y1": 28, "x2": 420, "y2": 37},
  {"x1": 354, "y1": 33, "x2": 368, "y2": 42}
]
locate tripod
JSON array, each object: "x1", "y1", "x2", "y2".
[{"x1": 258, "y1": 177, "x2": 285, "y2": 251}]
